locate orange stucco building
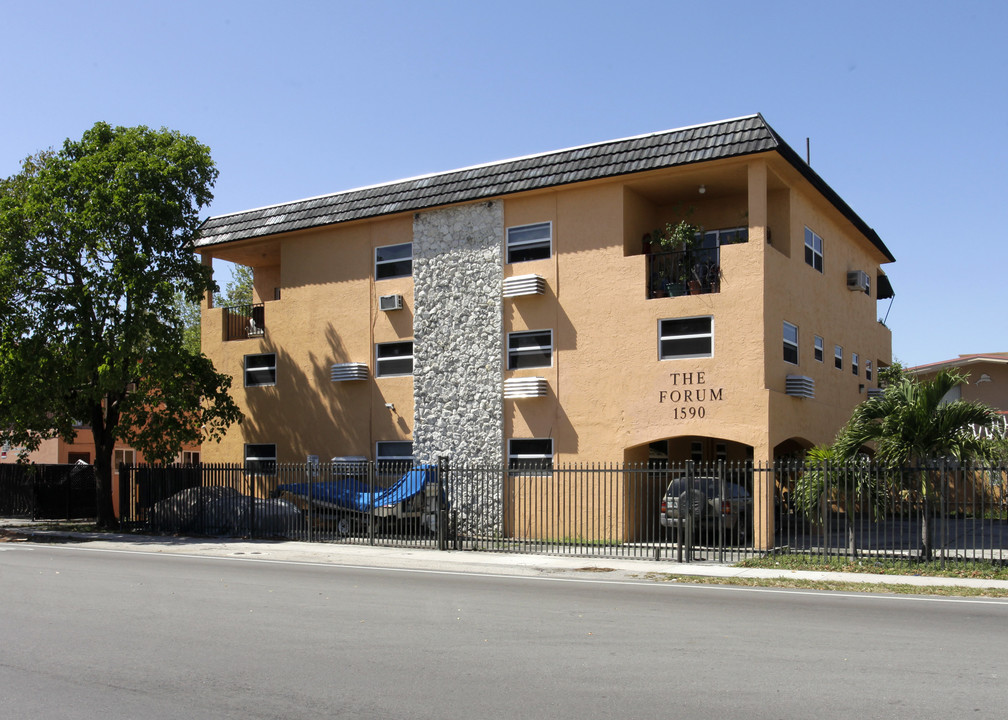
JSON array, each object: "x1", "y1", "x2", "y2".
[
  {"x1": 195, "y1": 115, "x2": 896, "y2": 542},
  {"x1": 910, "y1": 353, "x2": 1008, "y2": 416}
]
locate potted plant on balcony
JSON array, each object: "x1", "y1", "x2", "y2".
[{"x1": 652, "y1": 219, "x2": 701, "y2": 296}]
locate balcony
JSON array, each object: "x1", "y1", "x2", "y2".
[
  {"x1": 647, "y1": 248, "x2": 720, "y2": 298},
  {"x1": 224, "y1": 303, "x2": 265, "y2": 341}
]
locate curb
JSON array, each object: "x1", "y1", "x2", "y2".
[{"x1": 4, "y1": 525, "x2": 1008, "y2": 592}]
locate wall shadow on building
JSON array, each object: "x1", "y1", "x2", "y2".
[
  {"x1": 507, "y1": 283, "x2": 577, "y2": 353},
  {"x1": 508, "y1": 384, "x2": 579, "y2": 456},
  {"x1": 241, "y1": 324, "x2": 378, "y2": 462}
]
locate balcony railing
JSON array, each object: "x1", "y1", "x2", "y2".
[
  {"x1": 647, "y1": 248, "x2": 720, "y2": 298},
  {"x1": 224, "y1": 303, "x2": 265, "y2": 341}
]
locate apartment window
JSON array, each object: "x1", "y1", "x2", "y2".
[
  {"x1": 376, "y1": 341, "x2": 414, "y2": 377},
  {"x1": 507, "y1": 330, "x2": 553, "y2": 369},
  {"x1": 715, "y1": 443, "x2": 728, "y2": 464},
  {"x1": 245, "y1": 443, "x2": 277, "y2": 475},
  {"x1": 181, "y1": 451, "x2": 200, "y2": 465},
  {"x1": 783, "y1": 322, "x2": 799, "y2": 365},
  {"x1": 834, "y1": 345, "x2": 843, "y2": 370},
  {"x1": 508, "y1": 438, "x2": 554, "y2": 473},
  {"x1": 703, "y1": 227, "x2": 748, "y2": 246},
  {"x1": 814, "y1": 335, "x2": 824, "y2": 363},
  {"x1": 804, "y1": 227, "x2": 823, "y2": 273},
  {"x1": 375, "y1": 242, "x2": 412, "y2": 280},
  {"x1": 376, "y1": 441, "x2": 413, "y2": 473},
  {"x1": 659, "y1": 316, "x2": 713, "y2": 360},
  {"x1": 852, "y1": 352, "x2": 859, "y2": 376},
  {"x1": 244, "y1": 353, "x2": 276, "y2": 387},
  {"x1": 690, "y1": 441, "x2": 703, "y2": 464},
  {"x1": 113, "y1": 448, "x2": 135, "y2": 470},
  {"x1": 506, "y1": 222, "x2": 551, "y2": 263},
  {"x1": 866, "y1": 360, "x2": 873, "y2": 381}
]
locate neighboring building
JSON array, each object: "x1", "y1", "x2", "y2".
[
  {"x1": 0, "y1": 426, "x2": 200, "y2": 515},
  {"x1": 910, "y1": 353, "x2": 1008, "y2": 416},
  {"x1": 195, "y1": 114, "x2": 896, "y2": 544}
]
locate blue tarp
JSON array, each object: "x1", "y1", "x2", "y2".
[{"x1": 277, "y1": 466, "x2": 436, "y2": 512}]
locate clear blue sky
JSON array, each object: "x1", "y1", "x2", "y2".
[{"x1": 2, "y1": 0, "x2": 1005, "y2": 367}]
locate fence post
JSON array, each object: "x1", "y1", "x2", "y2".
[
  {"x1": 368, "y1": 461, "x2": 376, "y2": 546},
  {"x1": 306, "y1": 462, "x2": 313, "y2": 543},
  {"x1": 437, "y1": 455, "x2": 449, "y2": 551},
  {"x1": 940, "y1": 458, "x2": 947, "y2": 568}
]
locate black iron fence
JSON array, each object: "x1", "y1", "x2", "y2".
[
  {"x1": 646, "y1": 248, "x2": 720, "y2": 298},
  {"x1": 115, "y1": 459, "x2": 1008, "y2": 565},
  {"x1": 0, "y1": 463, "x2": 98, "y2": 520},
  {"x1": 223, "y1": 302, "x2": 265, "y2": 341}
]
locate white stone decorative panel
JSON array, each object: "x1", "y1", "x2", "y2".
[{"x1": 412, "y1": 202, "x2": 504, "y2": 466}]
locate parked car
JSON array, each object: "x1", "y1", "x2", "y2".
[{"x1": 659, "y1": 476, "x2": 752, "y2": 543}]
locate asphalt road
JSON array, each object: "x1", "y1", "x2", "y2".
[{"x1": 1, "y1": 543, "x2": 1006, "y2": 720}]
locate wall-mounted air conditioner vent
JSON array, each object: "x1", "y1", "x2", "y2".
[
  {"x1": 867, "y1": 388, "x2": 885, "y2": 399},
  {"x1": 503, "y1": 274, "x2": 547, "y2": 298},
  {"x1": 847, "y1": 270, "x2": 870, "y2": 292},
  {"x1": 503, "y1": 377, "x2": 549, "y2": 399},
  {"x1": 785, "y1": 375, "x2": 815, "y2": 399},
  {"x1": 379, "y1": 294, "x2": 404, "y2": 311},
  {"x1": 330, "y1": 363, "x2": 369, "y2": 382}
]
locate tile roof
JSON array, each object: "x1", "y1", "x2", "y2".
[
  {"x1": 197, "y1": 114, "x2": 894, "y2": 262},
  {"x1": 909, "y1": 353, "x2": 1008, "y2": 372}
]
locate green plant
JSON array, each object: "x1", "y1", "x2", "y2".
[{"x1": 651, "y1": 219, "x2": 702, "y2": 292}]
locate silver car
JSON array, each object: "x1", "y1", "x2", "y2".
[{"x1": 659, "y1": 476, "x2": 751, "y2": 542}]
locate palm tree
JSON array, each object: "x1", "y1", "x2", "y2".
[
  {"x1": 833, "y1": 367, "x2": 999, "y2": 559},
  {"x1": 794, "y1": 445, "x2": 882, "y2": 558}
]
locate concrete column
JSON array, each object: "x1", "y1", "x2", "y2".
[
  {"x1": 747, "y1": 160, "x2": 768, "y2": 245},
  {"x1": 750, "y1": 440, "x2": 776, "y2": 550},
  {"x1": 201, "y1": 253, "x2": 215, "y2": 309},
  {"x1": 747, "y1": 161, "x2": 774, "y2": 550}
]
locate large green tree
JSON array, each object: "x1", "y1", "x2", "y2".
[{"x1": 0, "y1": 122, "x2": 242, "y2": 527}]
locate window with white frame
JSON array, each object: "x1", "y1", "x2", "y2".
[
  {"x1": 375, "y1": 242, "x2": 412, "y2": 280},
  {"x1": 866, "y1": 360, "x2": 873, "y2": 381},
  {"x1": 804, "y1": 227, "x2": 823, "y2": 273},
  {"x1": 245, "y1": 443, "x2": 276, "y2": 475},
  {"x1": 852, "y1": 352, "x2": 859, "y2": 376},
  {"x1": 834, "y1": 345, "x2": 843, "y2": 370},
  {"x1": 113, "y1": 448, "x2": 135, "y2": 472},
  {"x1": 376, "y1": 341, "x2": 414, "y2": 377},
  {"x1": 245, "y1": 353, "x2": 276, "y2": 387},
  {"x1": 783, "y1": 322, "x2": 799, "y2": 365},
  {"x1": 506, "y1": 222, "x2": 551, "y2": 263},
  {"x1": 814, "y1": 335, "x2": 824, "y2": 363},
  {"x1": 181, "y1": 451, "x2": 200, "y2": 465},
  {"x1": 507, "y1": 329, "x2": 553, "y2": 369},
  {"x1": 702, "y1": 227, "x2": 748, "y2": 247},
  {"x1": 376, "y1": 441, "x2": 413, "y2": 473},
  {"x1": 508, "y1": 438, "x2": 553, "y2": 473},
  {"x1": 659, "y1": 316, "x2": 713, "y2": 360}
]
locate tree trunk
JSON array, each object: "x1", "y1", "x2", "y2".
[{"x1": 91, "y1": 404, "x2": 119, "y2": 530}]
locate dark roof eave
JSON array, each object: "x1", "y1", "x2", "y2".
[{"x1": 197, "y1": 114, "x2": 896, "y2": 265}]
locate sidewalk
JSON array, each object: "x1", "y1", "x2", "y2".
[{"x1": 4, "y1": 520, "x2": 1008, "y2": 592}]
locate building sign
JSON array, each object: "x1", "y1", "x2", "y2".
[{"x1": 659, "y1": 371, "x2": 723, "y2": 418}]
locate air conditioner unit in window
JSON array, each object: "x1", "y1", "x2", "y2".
[
  {"x1": 847, "y1": 270, "x2": 869, "y2": 292},
  {"x1": 379, "y1": 294, "x2": 403, "y2": 312}
]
